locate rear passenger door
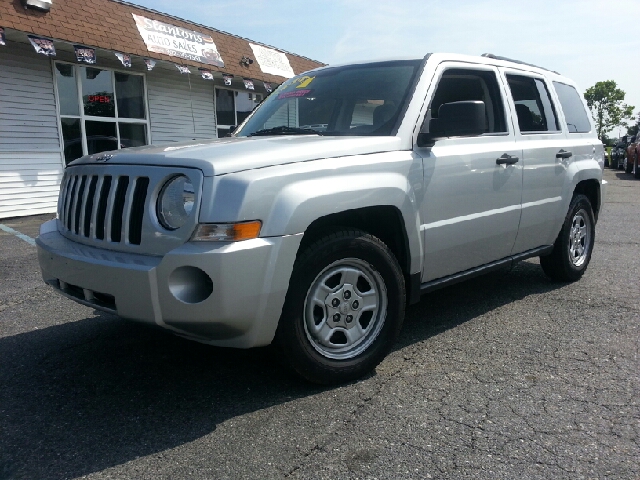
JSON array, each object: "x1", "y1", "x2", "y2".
[
  {"x1": 500, "y1": 69, "x2": 568, "y2": 253},
  {"x1": 415, "y1": 64, "x2": 523, "y2": 282}
]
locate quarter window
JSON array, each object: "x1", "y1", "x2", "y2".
[
  {"x1": 506, "y1": 74, "x2": 560, "y2": 133},
  {"x1": 552, "y1": 82, "x2": 591, "y2": 133},
  {"x1": 54, "y1": 63, "x2": 149, "y2": 165}
]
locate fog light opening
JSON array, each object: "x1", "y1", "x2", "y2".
[{"x1": 168, "y1": 266, "x2": 213, "y2": 304}]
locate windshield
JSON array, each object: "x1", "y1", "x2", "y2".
[{"x1": 234, "y1": 60, "x2": 423, "y2": 137}]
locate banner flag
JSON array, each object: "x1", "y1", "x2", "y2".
[
  {"x1": 74, "y1": 45, "x2": 96, "y2": 64},
  {"x1": 144, "y1": 58, "x2": 156, "y2": 71},
  {"x1": 199, "y1": 68, "x2": 213, "y2": 80},
  {"x1": 28, "y1": 35, "x2": 56, "y2": 56},
  {"x1": 176, "y1": 64, "x2": 191, "y2": 74},
  {"x1": 115, "y1": 52, "x2": 132, "y2": 67}
]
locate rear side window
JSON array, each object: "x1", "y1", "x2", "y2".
[
  {"x1": 552, "y1": 82, "x2": 591, "y2": 133},
  {"x1": 506, "y1": 74, "x2": 560, "y2": 133},
  {"x1": 425, "y1": 68, "x2": 507, "y2": 134}
]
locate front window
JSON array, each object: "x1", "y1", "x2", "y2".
[
  {"x1": 55, "y1": 63, "x2": 149, "y2": 165},
  {"x1": 234, "y1": 60, "x2": 423, "y2": 137}
]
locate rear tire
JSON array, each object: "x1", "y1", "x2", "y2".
[
  {"x1": 634, "y1": 155, "x2": 640, "y2": 179},
  {"x1": 540, "y1": 194, "x2": 595, "y2": 282},
  {"x1": 276, "y1": 229, "x2": 405, "y2": 385},
  {"x1": 624, "y1": 154, "x2": 633, "y2": 174}
]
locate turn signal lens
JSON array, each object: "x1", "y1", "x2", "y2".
[{"x1": 191, "y1": 221, "x2": 262, "y2": 242}]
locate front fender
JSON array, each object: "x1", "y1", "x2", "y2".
[
  {"x1": 262, "y1": 171, "x2": 423, "y2": 274},
  {"x1": 200, "y1": 152, "x2": 425, "y2": 275}
]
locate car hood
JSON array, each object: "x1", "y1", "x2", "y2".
[{"x1": 71, "y1": 135, "x2": 404, "y2": 176}]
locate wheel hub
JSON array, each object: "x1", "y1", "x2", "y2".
[{"x1": 324, "y1": 284, "x2": 364, "y2": 329}]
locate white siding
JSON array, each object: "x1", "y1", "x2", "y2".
[
  {"x1": 147, "y1": 66, "x2": 216, "y2": 144},
  {"x1": 264, "y1": 99, "x2": 298, "y2": 129},
  {"x1": 0, "y1": 152, "x2": 63, "y2": 218},
  {"x1": 0, "y1": 41, "x2": 63, "y2": 219}
]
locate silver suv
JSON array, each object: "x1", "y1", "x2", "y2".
[{"x1": 37, "y1": 53, "x2": 606, "y2": 384}]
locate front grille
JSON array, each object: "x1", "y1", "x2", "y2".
[{"x1": 58, "y1": 173, "x2": 149, "y2": 245}]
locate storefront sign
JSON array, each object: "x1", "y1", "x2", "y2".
[
  {"x1": 28, "y1": 35, "x2": 56, "y2": 56},
  {"x1": 115, "y1": 52, "x2": 132, "y2": 67},
  {"x1": 132, "y1": 14, "x2": 224, "y2": 68},
  {"x1": 199, "y1": 68, "x2": 213, "y2": 80},
  {"x1": 74, "y1": 45, "x2": 96, "y2": 64},
  {"x1": 88, "y1": 95, "x2": 111, "y2": 103},
  {"x1": 0, "y1": 27, "x2": 5, "y2": 46},
  {"x1": 249, "y1": 43, "x2": 294, "y2": 78},
  {"x1": 243, "y1": 78, "x2": 254, "y2": 90}
]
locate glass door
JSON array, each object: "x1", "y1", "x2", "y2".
[{"x1": 215, "y1": 88, "x2": 262, "y2": 137}]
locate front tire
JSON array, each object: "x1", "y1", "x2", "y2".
[
  {"x1": 276, "y1": 230, "x2": 405, "y2": 384},
  {"x1": 540, "y1": 194, "x2": 595, "y2": 282}
]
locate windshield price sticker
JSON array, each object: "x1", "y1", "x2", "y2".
[
  {"x1": 294, "y1": 76, "x2": 315, "y2": 88},
  {"x1": 277, "y1": 89, "x2": 312, "y2": 100}
]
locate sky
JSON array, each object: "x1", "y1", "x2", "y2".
[{"x1": 130, "y1": 0, "x2": 640, "y2": 138}]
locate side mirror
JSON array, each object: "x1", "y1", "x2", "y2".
[
  {"x1": 417, "y1": 101, "x2": 486, "y2": 148},
  {"x1": 224, "y1": 125, "x2": 238, "y2": 137}
]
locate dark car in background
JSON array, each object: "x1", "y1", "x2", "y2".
[{"x1": 610, "y1": 136, "x2": 628, "y2": 170}]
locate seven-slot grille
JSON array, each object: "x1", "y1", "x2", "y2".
[{"x1": 58, "y1": 173, "x2": 150, "y2": 245}]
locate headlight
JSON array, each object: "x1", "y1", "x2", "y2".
[{"x1": 157, "y1": 175, "x2": 194, "y2": 230}]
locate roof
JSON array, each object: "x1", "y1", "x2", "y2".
[{"x1": 0, "y1": 0, "x2": 324, "y2": 82}]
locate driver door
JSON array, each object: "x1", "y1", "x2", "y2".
[{"x1": 415, "y1": 63, "x2": 523, "y2": 282}]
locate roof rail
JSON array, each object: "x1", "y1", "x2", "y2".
[{"x1": 481, "y1": 53, "x2": 560, "y2": 75}]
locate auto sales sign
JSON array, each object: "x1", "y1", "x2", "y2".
[{"x1": 132, "y1": 14, "x2": 224, "y2": 67}]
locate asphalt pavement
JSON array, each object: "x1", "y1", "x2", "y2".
[{"x1": 0, "y1": 168, "x2": 638, "y2": 479}]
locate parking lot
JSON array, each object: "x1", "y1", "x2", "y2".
[{"x1": 0, "y1": 167, "x2": 638, "y2": 479}]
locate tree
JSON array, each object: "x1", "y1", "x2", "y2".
[
  {"x1": 584, "y1": 81, "x2": 635, "y2": 141},
  {"x1": 627, "y1": 112, "x2": 639, "y2": 137}
]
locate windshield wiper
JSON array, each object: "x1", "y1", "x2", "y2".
[{"x1": 248, "y1": 126, "x2": 322, "y2": 136}]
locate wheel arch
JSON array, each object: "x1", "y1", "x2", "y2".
[
  {"x1": 573, "y1": 178, "x2": 601, "y2": 222},
  {"x1": 300, "y1": 206, "x2": 411, "y2": 271}
]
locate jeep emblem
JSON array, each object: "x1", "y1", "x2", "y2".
[{"x1": 95, "y1": 154, "x2": 113, "y2": 162}]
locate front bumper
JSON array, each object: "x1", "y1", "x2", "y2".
[{"x1": 37, "y1": 220, "x2": 302, "y2": 348}]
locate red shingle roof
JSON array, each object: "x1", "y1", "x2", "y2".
[{"x1": 0, "y1": 0, "x2": 324, "y2": 81}]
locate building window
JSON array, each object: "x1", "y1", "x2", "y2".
[
  {"x1": 54, "y1": 62, "x2": 149, "y2": 165},
  {"x1": 215, "y1": 88, "x2": 262, "y2": 137}
]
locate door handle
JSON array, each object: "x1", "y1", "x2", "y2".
[
  {"x1": 556, "y1": 149, "x2": 573, "y2": 159},
  {"x1": 496, "y1": 153, "x2": 519, "y2": 165}
]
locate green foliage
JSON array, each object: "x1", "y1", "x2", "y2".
[
  {"x1": 627, "y1": 113, "x2": 639, "y2": 136},
  {"x1": 584, "y1": 80, "x2": 635, "y2": 141}
]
